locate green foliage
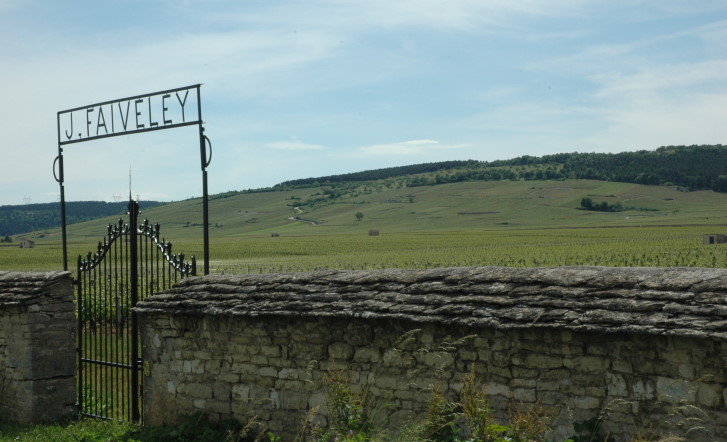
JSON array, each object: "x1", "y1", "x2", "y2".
[
  {"x1": 579, "y1": 197, "x2": 624, "y2": 212},
  {"x1": 0, "y1": 413, "x2": 266, "y2": 442},
  {"x1": 421, "y1": 373, "x2": 550, "y2": 442},
  {"x1": 120, "y1": 412, "x2": 263, "y2": 441},
  {"x1": 355, "y1": 211, "x2": 364, "y2": 222},
  {"x1": 80, "y1": 383, "x2": 112, "y2": 417},
  {"x1": 712, "y1": 175, "x2": 727, "y2": 192},
  {"x1": 567, "y1": 416, "x2": 615, "y2": 442},
  {"x1": 0, "y1": 416, "x2": 135, "y2": 442},
  {"x1": 275, "y1": 144, "x2": 727, "y2": 193},
  {"x1": 277, "y1": 160, "x2": 480, "y2": 187},
  {"x1": 320, "y1": 369, "x2": 380, "y2": 438}
]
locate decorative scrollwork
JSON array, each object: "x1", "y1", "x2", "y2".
[
  {"x1": 78, "y1": 219, "x2": 130, "y2": 272},
  {"x1": 138, "y1": 219, "x2": 196, "y2": 276},
  {"x1": 78, "y1": 217, "x2": 196, "y2": 276}
]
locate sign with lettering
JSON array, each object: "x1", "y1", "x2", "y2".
[{"x1": 57, "y1": 84, "x2": 201, "y2": 145}]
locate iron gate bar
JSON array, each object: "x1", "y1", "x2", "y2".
[{"x1": 77, "y1": 199, "x2": 195, "y2": 422}]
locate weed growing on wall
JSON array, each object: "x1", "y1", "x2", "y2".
[
  {"x1": 298, "y1": 329, "x2": 556, "y2": 442},
  {"x1": 322, "y1": 369, "x2": 378, "y2": 436},
  {"x1": 418, "y1": 372, "x2": 553, "y2": 442}
]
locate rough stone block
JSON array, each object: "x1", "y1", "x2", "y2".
[
  {"x1": 697, "y1": 383, "x2": 722, "y2": 408},
  {"x1": 353, "y1": 347, "x2": 380, "y2": 363},
  {"x1": 574, "y1": 395, "x2": 601, "y2": 410},
  {"x1": 606, "y1": 373, "x2": 627, "y2": 397},
  {"x1": 328, "y1": 342, "x2": 354, "y2": 361},
  {"x1": 656, "y1": 377, "x2": 696, "y2": 403}
]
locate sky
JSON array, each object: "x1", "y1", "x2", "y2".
[{"x1": 1, "y1": 0, "x2": 726, "y2": 206}]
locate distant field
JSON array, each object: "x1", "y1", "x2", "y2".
[
  {"x1": 3, "y1": 226, "x2": 726, "y2": 274},
  {"x1": 3, "y1": 179, "x2": 727, "y2": 273}
]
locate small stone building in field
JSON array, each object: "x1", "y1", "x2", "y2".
[
  {"x1": 704, "y1": 234, "x2": 727, "y2": 245},
  {"x1": 18, "y1": 239, "x2": 35, "y2": 249}
]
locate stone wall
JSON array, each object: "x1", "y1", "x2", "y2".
[
  {"x1": 136, "y1": 266, "x2": 727, "y2": 440},
  {"x1": 0, "y1": 271, "x2": 76, "y2": 424}
]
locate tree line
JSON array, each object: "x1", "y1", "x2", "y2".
[
  {"x1": 6, "y1": 145, "x2": 727, "y2": 236},
  {"x1": 274, "y1": 145, "x2": 727, "y2": 192},
  {"x1": 0, "y1": 201, "x2": 164, "y2": 237}
]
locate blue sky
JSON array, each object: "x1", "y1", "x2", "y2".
[{"x1": 1, "y1": 0, "x2": 726, "y2": 205}]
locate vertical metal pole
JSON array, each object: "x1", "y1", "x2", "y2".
[
  {"x1": 202, "y1": 169, "x2": 209, "y2": 275},
  {"x1": 128, "y1": 199, "x2": 140, "y2": 422},
  {"x1": 60, "y1": 167, "x2": 67, "y2": 270},
  {"x1": 55, "y1": 113, "x2": 68, "y2": 270},
  {"x1": 197, "y1": 86, "x2": 210, "y2": 275},
  {"x1": 76, "y1": 256, "x2": 83, "y2": 413}
]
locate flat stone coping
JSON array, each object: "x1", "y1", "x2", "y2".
[
  {"x1": 135, "y1": 266, "x2": 727, "y2": 339},
  {"x1": 0, "y1": 271, "x2": 72, "y2": 306}
]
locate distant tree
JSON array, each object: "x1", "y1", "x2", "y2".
[
  {"x1": 355, "y1": 212, "x2": 364, "y2": 222},
  {"x1": 1, "y1": 235, "x2": 11, "y2": 243},
  {"x1": 713, "y1": 175, "x2": 727, "y2": 193}
]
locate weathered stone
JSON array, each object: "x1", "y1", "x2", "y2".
[
  {"x1": 328, "y1": 342, "x2": 354, "y2": 361},
  {"x1": 574, "y1": 395, "x2": 602, "y2": 410},
  {"x1": 0, "y1": 272, "x2": 75, "y2": 424},
  {"x1": 353, "y1": 347, "x2": 380, "y2": 363},
  {"x1": 607, "y1": 373, "x2": 628, "y2": 397},
  {"x1": 134, "y1": 267, "x2": 727, "y2": 440},
  {"x1": 656, "y1": 377, "x2": 696, "y2": 403},
  {"x1": 697, "y1": 383, "x2": 722, "y2": 408}
]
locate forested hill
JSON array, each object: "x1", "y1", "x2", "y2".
[
  {"x1": 277, "y1": 160, "x2": 479, "y2": 186},
  {"x1": 5, "y1": 145, "x2": 727, "y2": 237},
  {"x1": 275, "y1": 145, "x2": 727, "y2": 191},
  {"x1": 0, "y1": 201, "x2": 164, "y2": 237}
]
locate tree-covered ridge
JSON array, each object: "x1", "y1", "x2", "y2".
[
  {"x1": 274, "y1": 145, "x2": 727, "y2": 191},
  {"x1": 276, "y1": 160, "x2": 480, "y2": 187},
  {"x1": 0, "y1": 201, "x2": 164, "y2": 237}
]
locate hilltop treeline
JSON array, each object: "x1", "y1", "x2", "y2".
[
  {"x1": 274, "y1": 144, "x2": 727, "y2": 191},
  {"x1": 6, "y1": 145, "x2": 727, "y2": 237},
  {"x1": 277, "y1": 160, "x2": 479, "y2": 187},
  {"x1": 0, "y1": 201, "x2": 164, "y2": 237}
]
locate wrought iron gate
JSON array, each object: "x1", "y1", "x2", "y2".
[{"x1": 76, "y1": 199, "x2": 195, "y2": 422}]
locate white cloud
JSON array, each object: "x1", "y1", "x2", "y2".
[
  {"x1": 267, "y1": 140, "x2": 327, "y2": 151},
  {"x1": 2, "y1": 0, "x2": 727, "y2": 205},
  {"x1": 358, "y1": 139, "x2": 470, "y2": 156},
  {"x1": 592, "y1": 59, "x2": 727, "y2": 100}
]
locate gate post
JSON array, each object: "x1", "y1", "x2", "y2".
[{"x1": 128, "y1": 198, "x2": 141, "y2": 423}]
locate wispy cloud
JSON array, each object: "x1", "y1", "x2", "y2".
[
  {"x1": 267, "y1": 140, "x2": 327, "y2": 150},
  {"x1": 1, "y1": 0, "x2": 726, "y2": 205},
  {"x1": 359, "y1": 139, "x2": 470, "y2": 155},
  {"x1": 592, "y1": 60, "x2": 727, "y2": 99}
]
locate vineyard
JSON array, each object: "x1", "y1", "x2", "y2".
[
  {"x1": 202, "y1": 226, "x2": 727, "y2": 274},
  {"x1": 5, "y1": 225, "x2": 723, "y2": 274},
  {"x1": 4, "y1": 178, "x2": 727, "y2": 274}
]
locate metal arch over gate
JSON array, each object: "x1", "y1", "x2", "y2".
[
  {"x1": 76, "y1": 199, "x2": 195, "y2": 421},
  {"x1": 53, "y1": 84, "x2": 212, "y2": 275}
]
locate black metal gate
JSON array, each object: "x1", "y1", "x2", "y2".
[{"x1": 76, "y1": 199, "x2": 195, "y2": 422}]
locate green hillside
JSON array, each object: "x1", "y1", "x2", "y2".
[
  {"x1": 6, "y1": 177, "x2": 727, "y2": 274},
  {"x1": 6, "y1": 144, "x2": 727, "y2": 274},
  {"x1": 27, "y1": 178, "x2": 727, "y2": 242},
  {"x1": 4, "y1": 144, "x2": 727, "y2": 239}
]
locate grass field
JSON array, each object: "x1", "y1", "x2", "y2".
[{"x1": 3, "y1": 179, "x2": 727, "y2": 273}]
